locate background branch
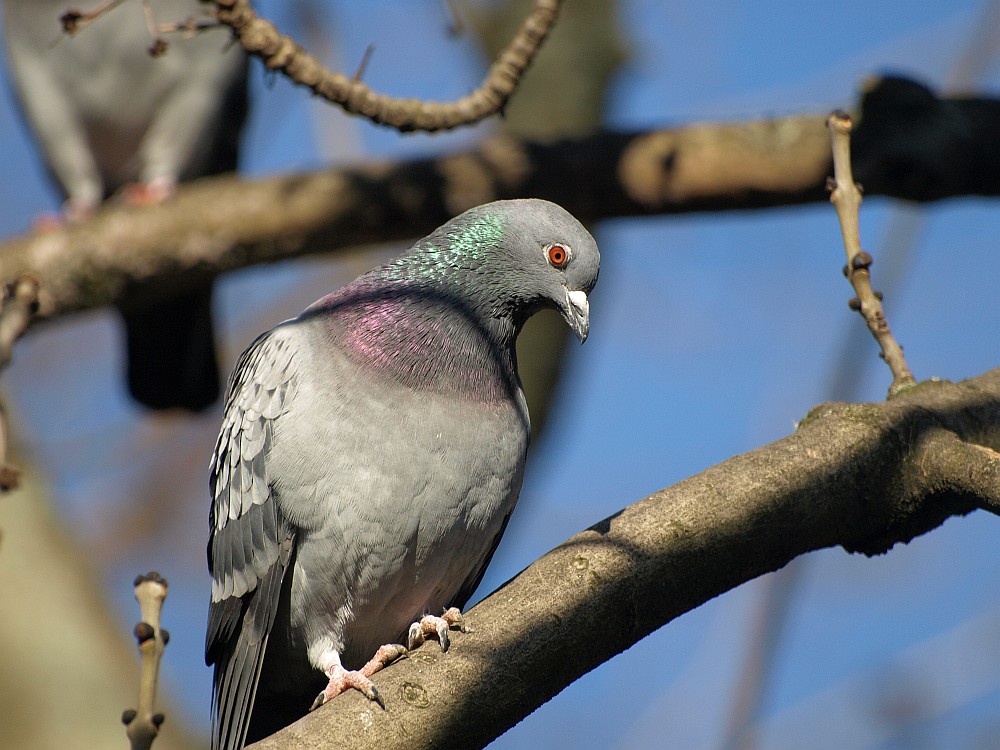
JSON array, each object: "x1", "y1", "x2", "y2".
[
  {"x1": 124, "y1": 572, "x2": 170, "y2": 750},
  {"x1": 0, "y1": 274, "x2": 39, "y2": 490},
  {"x1": 248, "y1": 367, "x2": 1000, "y2": 749},
  {"x1": 0, "y1": 472, "x2": 196, "y2": 750},
  {"x1": 3, "y1": 76, "x2": 1000, "y2": 327},
  {"x1": 211, "y1": 0, "x2": 561, "y2": 131}
]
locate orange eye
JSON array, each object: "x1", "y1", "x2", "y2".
[{"x1": 547, "y1": 244, "x2": 570, "y2": 268}]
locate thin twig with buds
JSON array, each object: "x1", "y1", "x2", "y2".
[
  {"x1": 826, "y1": 110, "x2": 916, "y2": 397},
  {"x1": 123, "y1": 572, "x2": 170, "y2": 750}
]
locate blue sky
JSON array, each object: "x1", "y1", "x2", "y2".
[{"x1": 0, "y1": 1, "x2": 998, "y2": 748}]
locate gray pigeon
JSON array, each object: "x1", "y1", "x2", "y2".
[
  {"x1": 206, "y1": 198, "x2": 599, "y2": 749},
  {"x1": 3, "y1": 0, "x2": 248, "y2": 410}
]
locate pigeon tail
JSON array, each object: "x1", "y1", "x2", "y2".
[{"x1": 121, "y1": 282, "x2": 219, "y2": 411}]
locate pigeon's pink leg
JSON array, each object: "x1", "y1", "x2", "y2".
[
  {"x1": 407, "y1": 607, "x2": 467, "y2": 653},
  {"x1": 310, "y1": 608, "x2": 467, "y2": 710},
  {"x1": 121, "y1": 176, "x2": 175, "y2": 206},
  {"x1": 310, "y1": 644, "x2": 407, "y2": 710}
]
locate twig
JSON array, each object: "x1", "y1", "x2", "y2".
[
  {"x1": 0, "y1": 274, "x2": 39, "y2": 369},
  {"x1": 352, "y1": 44, "x2": 376, "y2": 83},
  {"x1": 123, "y1": 572, "x2": 169, "y2": 750},
  {"x1": 155, "y1": 15, "x2": 221, "y2": 36},
  {"x1": 0, "y1": 403, "x2": 17, "y2": 491},
  {"x1": 58, "y1": 0, "x2": 128, "y2": 35},
  {"x1": 211, "y1": 0, "x2": 562, "y2": 132},
  {"x1": 139, "y1": 0, "x2": 169, "y2": 56},
  {"x1": 826, "y1": 110, "x2": 916, "y2": 397},
  {"x1": 441, "y1": 0, "x2": 465, "y2": 37},
  {"x1": 144, "y1": 0, "x2": 224, "y2": 55},
  {"x1": 60, "y1": 0, "x2": 220, "y2": 56},
  {"x1": 0, "y1": 274, "x2": 40, "y2": 492}
]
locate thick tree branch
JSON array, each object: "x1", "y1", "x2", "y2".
[
  {"x1": 915, "y1": 429, "x2": 1000, "y2": 516},
  {"x1": 246, "y1": 368, "x2": 1000, "y2": 749},
  {"x1": 211, "y1": 0, "x2": 561, "y2": 132}
]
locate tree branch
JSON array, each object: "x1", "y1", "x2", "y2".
[
  {"x1": 1, "y1": 77, "x2": 998, "y2": 334},
  {"x1": 0, "y1": 111, "x2": 977, "y2": 319},
  {"x1": 0, "y1": 274, "x2": 39, "y2": 490},
  {"x1": 914, "y1": 428, "x2": 1000, "y2": 517},
  {"x1": 211, "y1": 0, "x2": 561, "y2": 132},
  {"x1": 247, "y1": 368, "x2": 1000, "y2": 749}
]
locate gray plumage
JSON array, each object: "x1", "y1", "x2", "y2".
[
  {"x1": 205, "y1": 199, "x2": 600, "y2": 749},
  {"x1": 3, "y1": 0, "x2": 248, "y2": 410}
]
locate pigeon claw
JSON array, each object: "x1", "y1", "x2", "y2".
[
  {"x1": 312, "y1": 644, "x2": 408, "y2": 711},
  {"x1": 309, "y1": 667, "x2": 381, "y2": 711},
  {"x1": 406, "y1": 607, "x2": 467, "y2": 652},
  {"x1": 310, "y1": 682, "x2": 384, "y2": 710}
]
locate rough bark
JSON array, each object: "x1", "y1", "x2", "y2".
[{"x1": 249, "y1": 368, "x2": 1000, "y2": 749}]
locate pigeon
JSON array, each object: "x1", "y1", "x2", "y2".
[
  {"x1": 3, "y1": 0, "x2": 248, "y2": 410},
  {"x1": 205, "y1": 198, "x2": 600, "y2": 749}
]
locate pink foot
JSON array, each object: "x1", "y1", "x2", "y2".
[
  {"x1": 407, "y1": 607, "x2": 467, "y2": 653},
  {"x1": 62, "y1": 199, "x2": 96, "y2": 223},
  {"x1": 31, "y1": 199, "x2": 97, "y2": 231},
  {"x1": 121, "y1": 178, "x2": 175, "y2": 206},
  {"x1": 310, "y1": 643, "x2": 407, "y2": 711},
  {"x1": 31, "y1": 212, "x2": 65, "y2": 232}
]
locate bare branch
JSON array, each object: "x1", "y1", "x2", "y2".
[
  {"x1": 0, "y1": 275, "x2": 40, "y2": 491},
  {"x1": 827, "y1": 110, "x2": 916, "y2": 397},
  {"x1": 58, "y1": 0, "x2": 129, "y2": 36},
  {"x1": 0, "y1": 117, "x2": 854, "y2": 324},
  {"x1": 211, "y1": 0, "x2": 561, "y2": 132},
  {"x1": 351, "y1": 43, "x2": 376, "y2": 83},
  {"x1": 914, "y1": 428, "x2": 1000, "y2": 516},
  {"x1": 123, "y1": 572, "x2": 170, "y2": 750},
  {"x1": 2, "y1": 81, "x2": 999, "y2": 329},
  {"x1": 0, "y1": 274, "x2": 39, "y2": 369},
  {"x1": 247, "y1": 368, "x2": 1000, "y2": 749},
  {"x1": 0, "y1": 405, "x2": 19, "y2": 492}
]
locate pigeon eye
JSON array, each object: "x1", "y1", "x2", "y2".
[{"x1": 546, "y1": 244, "x2": 570, "y2": 269}]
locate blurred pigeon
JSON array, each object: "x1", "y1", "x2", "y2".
[
  {"x1": 206, "y1": 199, "x2": 600, "y2": 749},
  {"x1": 3, "y1": 0, "x2": 248, "y2": 410}
]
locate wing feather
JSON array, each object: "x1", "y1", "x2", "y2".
[{"x1": 206, "y1": 327, "x2": 299, "y2": 750}]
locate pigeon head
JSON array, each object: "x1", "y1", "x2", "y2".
[
  {"x1": 410, "y1": 198, "x2": 600, "y2": 343},
  {"x1": 309, "y1": 199, "x2": 599, "y2": 395}
]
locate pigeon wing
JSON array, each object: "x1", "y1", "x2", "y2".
[{"x1": 206, "y1": 327, "x2": 299, "y2": 750}]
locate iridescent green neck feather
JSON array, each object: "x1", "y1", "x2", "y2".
[{"x1": 309, "y1": 209, "x2": 522, "y2": 399}]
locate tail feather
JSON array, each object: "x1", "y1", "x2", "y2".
[
  {"x1": 121, "y1": 282, "x2": 219, "y2": 411},
  {"x1": 210, "y1": 535, "x2": 293, "y2": 750}
]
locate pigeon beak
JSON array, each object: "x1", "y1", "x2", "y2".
[{"x1": 562, "y1": 289, "x2": 590, "y2": 343}]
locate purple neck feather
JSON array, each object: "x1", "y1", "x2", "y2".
[{"x1": 313, "y1": 277, "x2": 521, "y2": 401}]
